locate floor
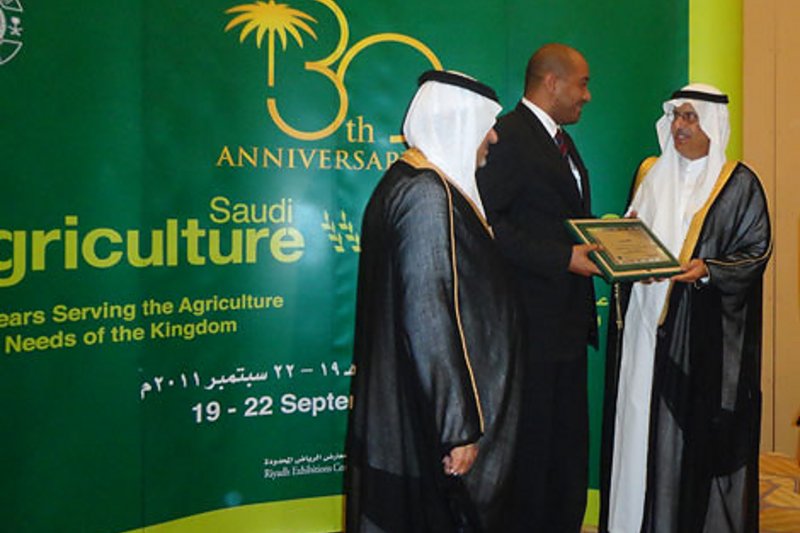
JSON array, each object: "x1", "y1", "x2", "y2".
[
  {"x1": 582, "y1": 452, "x2": 800, "y2": 533},
  {"x1": 760, "y1": 452, "x2": 800, "y2": 532}
]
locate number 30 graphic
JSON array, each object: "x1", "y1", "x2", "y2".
[{"x1": 226, "y1": 0, "x2": 442, "y2": 140}]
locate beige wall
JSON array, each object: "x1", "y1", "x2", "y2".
[{"x1": 744, "y1": 0, "x2": 800, "y2": 457}]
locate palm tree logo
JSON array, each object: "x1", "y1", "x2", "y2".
[{"x1": 225, "y1": 0, "x2": 317, "y2": 87}]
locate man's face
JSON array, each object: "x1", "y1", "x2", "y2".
[
  {"x1": 476, "y1": 127, "x2": 499, "y2": 168},
  {"x1": 551, "y1": 54, "x2": 591, "y2": 125},
  {"x1": 670, "y1": 102, "x2": 710, "y2": 160}
]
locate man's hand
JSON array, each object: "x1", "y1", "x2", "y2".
[
  {"x1": 671, "y1": 258, "x2": 708, "y2": 283},
  {"x1": 442, "y1": 443, "x2": 478, "y2": 476},
  {"x1": 568, "y1": 243, "x2": 602, "y2": 277}
]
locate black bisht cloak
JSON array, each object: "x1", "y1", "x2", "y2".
[
  {"x1": 345, "y1": 152, "x2": 523, "y2": 533},
  {"x1": 600, "y1": 160, "x2": 772, "y2": 533}
]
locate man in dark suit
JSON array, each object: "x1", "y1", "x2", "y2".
[{"x1": 477, "y1": 43, "x2": 600, "y2": 532}]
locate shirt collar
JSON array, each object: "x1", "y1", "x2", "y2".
[{"x1": 521, "y1": 97, "x2": 559, "y2": 138}]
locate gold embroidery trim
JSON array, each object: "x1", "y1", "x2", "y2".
[
  {"x1": 703, "y1": 164, "x2": 774, "y2": 269},
  {"x1": 657, "y1": 160, "x2": 738, "y2": 325},
  {"x1": 400, "y1": 147, "x2": 486, "y2": 433},
  {"x1": 632, "y1": 156, "x2": 659, "y2": 197},
  {"x1": 401, "y1": 148, "x2": 494, "y2": 238}
]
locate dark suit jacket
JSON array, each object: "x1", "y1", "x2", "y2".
[{"x1": 478, "y1": 101, "x2": 597, "y2": 361}]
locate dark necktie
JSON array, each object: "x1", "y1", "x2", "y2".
[
  {"x1": 554, "y1": 129, "x2": 569, "y2": 159},
  {"x1": 555, "y1": 128, "x2": 585, "y2": 203}
]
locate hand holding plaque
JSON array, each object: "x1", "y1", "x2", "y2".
[{"x1": 565, "y1": 218, "x2": 683, "y2": 282}]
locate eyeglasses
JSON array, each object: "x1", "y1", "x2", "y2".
[{"x1": 668, "y1": 109, "x2": 699, "y2": 124}]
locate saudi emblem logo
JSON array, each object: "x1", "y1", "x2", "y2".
[
  {"x1": 224, "y1": 0, "x2": 441, "y2": 141},
  {"x1": 0, "y1": 0, "x2": 23, "y2": 66}
]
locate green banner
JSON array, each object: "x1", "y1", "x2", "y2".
[{"x1": 1, "y1": 1, "x2": 687, "y2": 531}]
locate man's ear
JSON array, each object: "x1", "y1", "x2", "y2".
[{"x1": 543, "y1": 72, "x2": 558, "y2": 95}]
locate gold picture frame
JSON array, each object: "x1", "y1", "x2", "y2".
[{"x1": 565, "y1": 218, "x2": 683, "y2": 282}]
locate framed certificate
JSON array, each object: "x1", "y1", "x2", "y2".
[{"x1": 565, "y1": 218, "x2": 683, "y2": 282}]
